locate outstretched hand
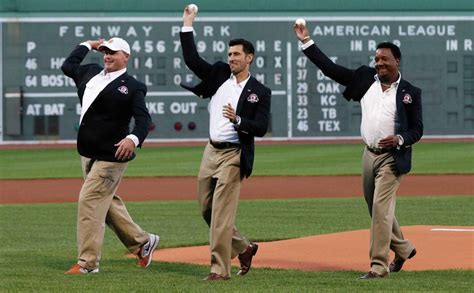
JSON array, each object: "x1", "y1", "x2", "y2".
[
  {"x1": 183, "y1": 5, "x2": 198, "y2": 27},
  {"x1": 293, "y1": 23, "x2": 310, "y2": 43}
]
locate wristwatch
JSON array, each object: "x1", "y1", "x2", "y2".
[
  {"x1": 233, "y1": 115, "x2": 241, "y2": 126},
  {"x1": 396, "y1": 134, "x2": 404, "y2": 146}
]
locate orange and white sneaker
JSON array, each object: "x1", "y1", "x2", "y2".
[
  {"x1": 137, "y1": 234, "x2": 160, "y2": 268},
  {"x1": 64, "y1": 264, "x2": 99, "y2": 274}
]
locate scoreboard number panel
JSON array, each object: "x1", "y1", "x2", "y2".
[{"x1": 1, "y1": 16, "x2": 473, "y2": 141}]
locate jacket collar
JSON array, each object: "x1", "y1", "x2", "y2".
[
  {"x1": 97, "y1": 71, "x2": 129, "y2": 98},
  {"x1": 236, "y1": 76, "x2": 256, "y2": 114}
]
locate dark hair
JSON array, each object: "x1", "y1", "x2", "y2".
[
  {"x1": 376, "y1": 42, "x2": 401, "y2": 60},
  {"x1": 228, "y1": 38, "x2": 255, "y2": 55}
]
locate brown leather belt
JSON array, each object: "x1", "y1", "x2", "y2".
[
  {"x1": 366, "y1": 146, "x2": 392, "y2": 155},
  {"x1": 209, "y1": 139, "x2": 240, "y2": 149}
]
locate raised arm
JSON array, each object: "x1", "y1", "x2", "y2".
[
  {"x1": 293, "y1": 22, "x2": 354, "y2": 86},
  {"x1": 180, "y1": 5, "x2": 213, "y2": 79},
  {"x1": 61, "y1": 39, "x2": 103, "y2": 83}
]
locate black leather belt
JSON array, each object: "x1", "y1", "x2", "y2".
[
  {"x1": 366, "y1": 146, "x2": 391, "y2": 155},
  {"x1": 209, "y1": 139, "x2": 240, "y2": 149}
]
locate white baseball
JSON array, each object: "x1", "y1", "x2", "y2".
[
  {"x1": 188, "y1": 4, "x2": 198, "y2": 13},
  {"x1": 295, "y1": 18, "x2": 306, "y2": 27}
]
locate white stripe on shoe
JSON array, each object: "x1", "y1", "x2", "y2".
[{"x1": 138, "y1": 234, "x2": 160, "y2": 268}]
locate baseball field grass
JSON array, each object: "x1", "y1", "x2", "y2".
[
  {"x1": 0, "y1": 196, "x2": 472, "y2": 291},
  {"x1": 0, "y1": 141, "x2": 473, "y2": 291},
  {"x1": 0, "y1": 141, "x2": 473, "y2": 179}
]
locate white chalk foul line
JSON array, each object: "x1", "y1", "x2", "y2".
[{"x1": 431, "y1": 228, "x2": 474, "y2": 232}]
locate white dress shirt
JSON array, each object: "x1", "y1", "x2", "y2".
[
  {"x1": 300, "y1": 39, "x2": 403, "y2": 148},
  {"x1": 181, "y1": 26, "x2": 248, "y2": 143},
  {"x1": 209, "y1": 74, "x2": 250, "y2": 143},
  {"x1": 360, "y1": 74, "x2": 401, "y2": 148}
]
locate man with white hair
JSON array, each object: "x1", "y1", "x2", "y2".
[{"x1": 61, "y1": 37, "x2": 158, "y2": 274}]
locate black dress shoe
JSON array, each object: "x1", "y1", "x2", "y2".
[
  {"x1": 237, "y1": 242, "x2": 258, "y2": 276},
  {"x1": 389, "y1": 248, "x2": 417, "y2": 273},
  {"x1": 358, "y1": 271, "x2": 388, "y2": 280},
  {"x1": 203, "y1": 273, "x2": 230, "y2": 281}
]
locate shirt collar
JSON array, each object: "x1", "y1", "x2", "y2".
[
  {"x1": 230, "y1": 73, "x2": 251, "y2": 88},
  {"x1": 374, "y1": 71, "x2": 401, "y2": 87},
  {"x1": 102, "y1": 68, "x2": 127, "y2": 80}
]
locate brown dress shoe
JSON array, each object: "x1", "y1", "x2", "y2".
[
  {"x1": 358, "y1": 271, "x2": 388, "y2": 280},
  {"x1": 203, "y1": 273, "x2": 230, "y2": 281},
  {"x1": 389, "y1": 248, "x2": 417, "y2": 273},
  {"x1": 237, "y1": 242, "x2": 259, "y2": 276}
]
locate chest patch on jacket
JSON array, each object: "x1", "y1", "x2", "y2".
[
  {"x1": 247, "y1": 93, "x2": 259, "y2": 103},
  {"x1": 402, "y1": 93, "x2": 412, "y2": 104},
  {"x1": 118, "y1": 85, "x2": 129, "y2": 95}
]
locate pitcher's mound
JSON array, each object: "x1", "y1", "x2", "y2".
[{"x1": 153, "y1": 225, "x2": 473, "y2": 271}]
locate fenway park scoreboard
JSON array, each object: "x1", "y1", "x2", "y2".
[{"x1": 1, "y1": 16, "x2": 473, "y2": 142}]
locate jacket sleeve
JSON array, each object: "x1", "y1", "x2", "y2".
[
  {"x1": 303, "y1": 43, "x2": 354, "y2": 87},
  {"x1": 400, "y1": 87, "x2": 423, "y2": 146},
  {"x1": 180, "y1": 31, "x2": 213, "y2": 80},
  {"x1": 238, "y1": 87, "x2": 271, "y2": 138},
  {"x1": 130, "y1": 82, "x2": 151, "y2": 147},
  {"x1": 60, "y1": 45, "x2": 91, "y2": 85}
]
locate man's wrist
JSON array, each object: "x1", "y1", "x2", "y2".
[
  {"x1": 396, "y1": 134, "x2": 404, "y2": 146},
  {"x1": 126, "y1": 134, "x2": 139, "y2": 147},
  {"x1": 182, "y1": 26, "x2": 194, "y2": 32},
  {"x1": 80, "y1": 42, "x2": 92, "y2": 50},
  {"x1": 301, "y1": 39, "x2": 315, "y2": 50},
  {"x1": 233, "y1": 116, "x2": 241, "y2": 126}
]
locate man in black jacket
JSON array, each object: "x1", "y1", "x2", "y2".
[
  {"x1": 61, "y1": 37, "x2": 158, "y2": 274},
  {"x1": 294, "y1": 23, "x2": 423, "y2": 279},
  {"x1": 180, "y1": 6, "x2": 271, "y2": 281}
]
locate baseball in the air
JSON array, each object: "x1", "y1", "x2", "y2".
[
  {"x1": 188, "y1": 4, "x2": 198, "y2": 13},
  {"x1": 295, "y1": 18, "x2": 306, "y2": 27}
]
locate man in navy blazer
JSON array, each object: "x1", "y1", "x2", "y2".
[
  {"x1": 61, "y1": 37, "x2": 158, "y2": 274},
  {"x1": 294, "y1": 23, "x2": 423, "y2": 279},
  {"x1": 180, "y1": 6, "x2": 271, "y2": 281}
]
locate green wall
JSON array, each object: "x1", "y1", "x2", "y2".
[
  {"x1": 1, "y1": 1, "x2": 473, "y2": 141},
  {"x1": 1, "y1": 0, "x2": 473, "y2": 13}
]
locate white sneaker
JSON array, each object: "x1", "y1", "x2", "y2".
[
  {"x1": 64, "y1": 264, "x2": 99, "y2": 274},
  {"x1": 137, "y1": 234, "x2": 160, "y2": 268}
]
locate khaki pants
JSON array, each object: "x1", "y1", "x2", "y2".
[
  {"x1": 197, "y1": 143, "x2": 250, "y2": 278},
  {"x1": 77, "y1": 157, "x2": 148, "y2": 270},
  {"x1": 362, "y1": 148, "x2": 415, "y2": 275}
]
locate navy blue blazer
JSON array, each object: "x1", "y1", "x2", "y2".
[
  {"x1": 180, "y1": 31, "x2": 271, "y2": 178},
  {"x1": 303, "y1": 43, "x2": 423, "y2": 174},
  {"x1": 61, "y1": 45, "x2": 151, "y2": 162}
]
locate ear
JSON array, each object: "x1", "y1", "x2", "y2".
[{"x1": 246, "y1": 53, "x2": 254, "y2": 64}]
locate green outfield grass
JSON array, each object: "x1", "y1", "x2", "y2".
[
  {"x1": 0, "y1": 196, "x2": 472, "y2": 291},
  {"x1": 0, "y1": 141, "x2": 472, "y2": 179},
  {"x1": 1, "y1": 142, "x2": 472, "y2": 291}
]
